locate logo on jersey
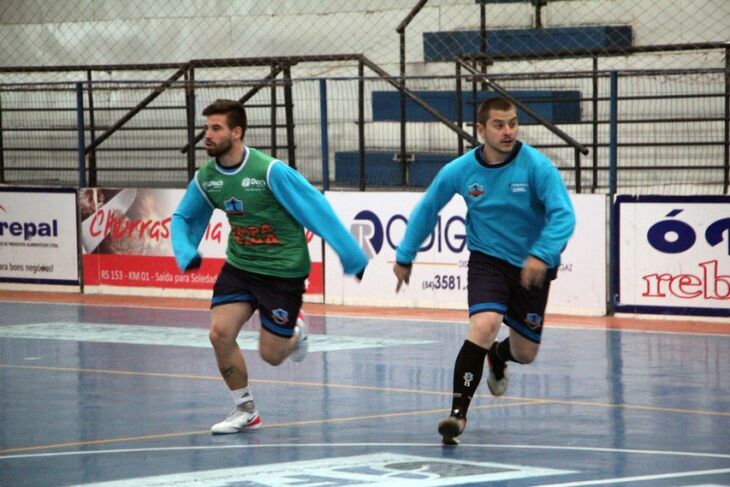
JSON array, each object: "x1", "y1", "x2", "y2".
[
  {"x1": 202, "y1": 180, "x2": 224, "y2": 191},
  {"x1": 467, "y1": 183, "x2": 484, "y2": 197},
  {"x1": 224, "y1": 197, "x2": 245, "y2": 216},
  {"x1": 525, "y1": 312, "x2": 543, "y2": 330},
  {"x1": 510, "y1": 183, "x2": 528, "y2": 193},
  {"x1": 350, "y1": 210, "x2": 384, "y2": 259},
  {"x1": 242, "y1": 178, "x2": 267, "y2": 189},
  {"x1": 231, "y1": 223, "x2": 280, "y2": 246},
  {"x1": 271, "y1": 308, "x2": 290, "y2": 325}
]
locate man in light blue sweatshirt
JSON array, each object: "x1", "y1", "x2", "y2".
[{"x1": 393, "y1": 97, "x2": 576, "y2": 445}]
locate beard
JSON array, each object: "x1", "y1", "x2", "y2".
[{"x1": 205, "y1": 137, "x2": 233, "y2": 157}]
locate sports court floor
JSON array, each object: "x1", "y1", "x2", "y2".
[{"x1": 0, "y1": 291, "x2": 728, "y2": 486}]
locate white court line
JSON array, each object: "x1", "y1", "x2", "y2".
[
  {"x1": 0, "y1": 322, "x2": 433, "y2": 352},
  {"x1": 2, "y1": 442, "x2": 730, "y2": 461},
  {"x1": 538, "y1": 467, "x2": 730, "y2": 486}
]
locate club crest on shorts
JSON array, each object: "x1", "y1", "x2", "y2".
[
  {"x1": 526, "y1": 312, "x2": 543, "y2": 330},
  {"x1": 271, "y1": 308, "x2": 290, "y2": 325}
]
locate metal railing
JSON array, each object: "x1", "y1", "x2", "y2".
[
  {"x1": 456, "y1": 58, "x2": 589, "y2": 192},
  {"x1": 0, "y1": 61, "x2": 727, "y2": 195}
]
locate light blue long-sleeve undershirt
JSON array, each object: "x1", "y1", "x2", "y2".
[{"x1": 267, "y1": 161, "x2": 368, "y2": 275}]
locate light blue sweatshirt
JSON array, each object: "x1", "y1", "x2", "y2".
[{"x1": 396, "y1": 142, "x2": 575, "y2": 269}]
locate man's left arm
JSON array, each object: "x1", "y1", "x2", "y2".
[
  {"x1": 268, "y1": 161, "x2": 368, "y2": 277},
  {"x1": 528, "y1": 163, "x2": 576, "y2": 268},
  {"x1": 171, "y1": 179, "x2": 214, "y2": 272}
]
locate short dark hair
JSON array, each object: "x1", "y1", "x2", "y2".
[
  {"x1": 202, "y1": 99, "x2": 247, "y2": 139},
  {"x1": 477, "y1": 97, "x2": 515, "y2": 125}
]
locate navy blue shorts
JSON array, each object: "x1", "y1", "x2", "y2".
[
  {"x1": 467, "y1": 252, "x2": 556, "y2": 343},
  {"x1": 211, "y1": 262, "x2": 306, "y2": 338}
]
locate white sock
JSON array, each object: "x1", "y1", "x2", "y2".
[{"x1": 230, "y1": 386, "x2": 253, "y2": 406}]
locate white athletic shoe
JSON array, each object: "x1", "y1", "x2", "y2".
[
  {"x1": 210, "y1": 400, "x2": 261, "y2": 434},
  {"x1": 291, "y1": 313, "x2": 309, "y2": 363}
]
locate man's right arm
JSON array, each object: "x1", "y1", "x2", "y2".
[
  {"x1": 393, "y1": 167, "x2": 457, "y2": 290},
  {"x1": 171, "y1": 179, "x2": 214, "y2": 272},
  {"x1": 395, "y1": 167, "x2": 457, "y2": 266},
  {"x1": 393, "y1": 263, "x2": 412, "y2": 292}
]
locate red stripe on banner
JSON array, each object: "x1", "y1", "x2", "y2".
[
  {"x1": 82, "y1": 254, "x2": 223, "y2": 289},
  {"x1": 307, "y1": 262, "x2": 323, "y2": 294},
  {"x1": 83, "y1": 254, "x2": 324, "y2": 294}
]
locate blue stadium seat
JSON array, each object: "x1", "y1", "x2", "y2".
[
  {"x1": 335, "y1": 151, "x2": 456, "y2": 187},
  {"x1": 372, "y1": 90, "x2": 581, "y2": 124},
  {"x1": 423, "y1": 25, "x2": 633, "y2": 62}
]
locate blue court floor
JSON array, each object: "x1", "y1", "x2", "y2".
[{"x1": 0, "y1": 298, "x2": 729, "y2": 486}]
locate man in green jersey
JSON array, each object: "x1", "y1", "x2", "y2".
[{"x1": 172, "y1": 99, "x2": 368, "y2": 434}]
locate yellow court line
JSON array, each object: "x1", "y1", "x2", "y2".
[
  {"x1": 2, "y1": 362, "x2": 728, "y2": 421},
  {"x1": 0, "y1": 401, "x2": 539, "y2": 455},
  {"x1": 537, "y1": 398, "x2": 730, "y2": 418},
  {"x1": 0, "y1": 363, "x2": 450, "y2": 396},
  {"x1": 0, "y1": 429, "x2": 210, "y2": 455},
  {"x1": 0, "y1": 363, "x2": 220, "y2": 381}
]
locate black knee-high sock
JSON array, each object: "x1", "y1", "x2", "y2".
[
  {"x1": 450, "y1": 340, "x2": 488, "y2": 418},
  {"x1": 490, "y1": 337, "x2": 516, "y2": 366}
]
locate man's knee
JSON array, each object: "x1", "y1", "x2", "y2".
[
  {"x1": 259, "y1": 347, "x2": 286, "y2": 366},
  {"x1": 511, "y1": 343, "x2": 539, "y2": 364},
  {"x1": 468, "y1": 312, "x2": 503, "y2": 346},
  {"x1": 209, "y1": 323, "x2": 234, "y2": 349}
]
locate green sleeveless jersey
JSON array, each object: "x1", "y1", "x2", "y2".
[{"x1": 195, "y1": 148, "x2": 310, "y2": 278}]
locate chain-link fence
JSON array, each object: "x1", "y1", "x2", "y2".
[
  {"x1": 1, "y1": 0, "x2": 728, "y2": 79},
  {"x1": 0, "y1": 1, "x2": 728, "y2": 194},
  {"x1": 1, "y1": 68, "x2": 726, "y2": 194}
]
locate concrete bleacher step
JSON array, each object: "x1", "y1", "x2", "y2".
[
  {"x1": 423, "y1": 25, "x2": 633, "y2": 62},
  {"x1": 372, "y1": 90, "x2": 582, "y2": 124}
]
